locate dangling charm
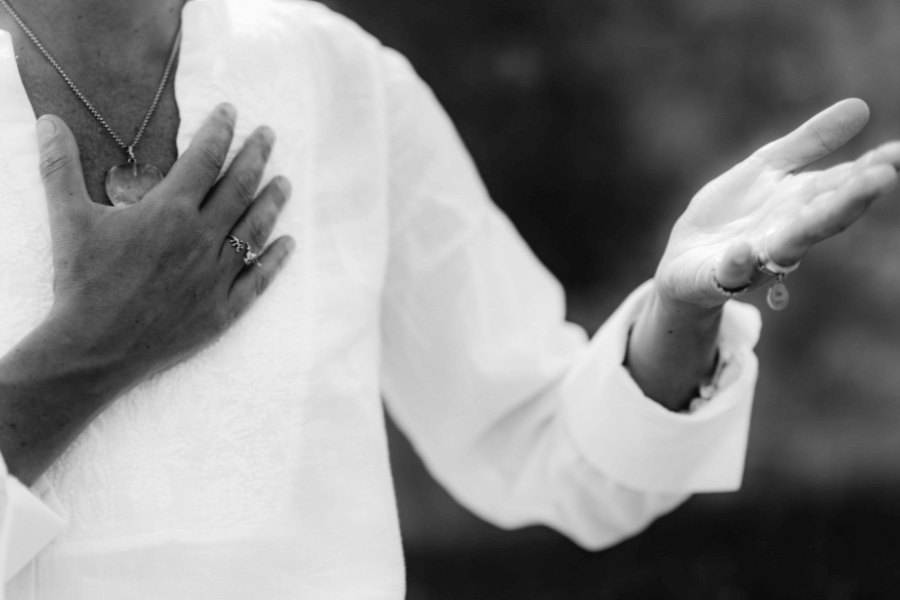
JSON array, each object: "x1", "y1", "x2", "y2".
[
  {"x1": 766, "y1": 274, "x2": 790, "y2": 311},
  {"x1": 758, "y1": 237, "x2": 799, "y2": 312}
]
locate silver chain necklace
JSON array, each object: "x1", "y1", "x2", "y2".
[{"x1": 0, "y1": 0, "x2": 182, "y2": 206}]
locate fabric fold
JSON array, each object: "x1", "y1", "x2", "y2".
[{"x1": 1, "y1": 476, "x2": 67, "y2": 585}]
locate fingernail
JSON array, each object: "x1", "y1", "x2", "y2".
[
  {"x1": 220, "y1": 103, "x2": 237, "y2": 120},
  {"x1": 733, "y1": 249, "x2": 755, "y2": 267},
  {"x1": 285, "y1": 238, "x2": 296, "y2": 254},
  {"x1": 36, "y1": 117, "x2": 56, "y2": 144},
  {"x1": 276, "y1": 177, "x2": 292, "y2": 197},
  {"x1": 259, "y1": 126, "x2": 275, "y2": 145}
]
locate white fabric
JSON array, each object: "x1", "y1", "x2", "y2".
[
  {"x1": 0, "y1": 473, "x2": 66, "y2": 596},
  {"x1": 0, "y1": 0, "x2": 761, "y2": 597}
]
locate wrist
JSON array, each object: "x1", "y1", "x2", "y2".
[
  {"x1": 31, "y1": 308, "x2": 146, "y2": 397},
  {"x1": 626, "y1": 283, "x2": 723, "y2": 411},
  {"x1": 0, "y1": 315, "x2": 142, "y2": 484},
  {"x1": 649, "y1": 283, "x2": 724, "y2": 328}
]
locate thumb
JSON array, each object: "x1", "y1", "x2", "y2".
[
  {"x1": 36, "y1": 115, "x2": 90, "y2": 218},
  {"x1": 714, "y1": 240, "x2": 757, "y2": 290}
]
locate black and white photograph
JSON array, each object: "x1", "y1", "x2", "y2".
[{"x1": 1, "y1": 0, "x2": 899, "y2": 598}]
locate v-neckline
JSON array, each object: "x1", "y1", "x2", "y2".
[{"x1": 0, "y1": 0, "x2": 228, "y2": 189}]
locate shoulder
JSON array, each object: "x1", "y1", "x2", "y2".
[
  {"x1": 217, "y1": 0, "x2": 425, "y2": 102},
  {"x1": 220, "y1": 0, "x2": 387, "y2": 63},
  {"x1": 273, "y1": 1, "x2": 370, "y2": 34}
]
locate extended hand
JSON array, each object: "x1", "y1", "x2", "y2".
[{"x1": 655, "y1": 98, "x2": 899, "y2": 309}]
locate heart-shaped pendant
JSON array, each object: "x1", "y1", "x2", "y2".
[{"x1": 105, "y1": 162, "x2": 163, "y2": 207}]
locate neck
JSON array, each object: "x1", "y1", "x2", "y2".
[{"x1": 1, "y1": 0, "x2": 185, "y2": 63}]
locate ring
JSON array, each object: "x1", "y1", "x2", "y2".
[
  {"x1": 757, "y1": 236, "x2": 800, "y2": 276},
  {"x1": 757, "y1": 252, "x2": 800, "y2": 277},
  {"x1": 227, "y1": 235, "x2": 260, "y2": 267},
  {"x1": 227, "y1": 235, "x2": 246, "y2": 252},
  {"x1": 711, "y1": 266, "x2": 751, "y2": 297},
  {"x1": 243, "y1": 249, "x2": 259, "y2": 267}
]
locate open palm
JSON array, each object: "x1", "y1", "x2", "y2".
[{"x1": 655, "y1": 99, "x2": 900, "y2": 309}]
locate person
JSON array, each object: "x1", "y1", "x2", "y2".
[{"x1": 0, "y1": 0, "x2": 897, "y2": 597}]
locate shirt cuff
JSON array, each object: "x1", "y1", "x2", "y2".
[
  {"x1": 1, "y1": 476, "x2": 66, "y2": 582},
  {"x1": 561, "y1": 280, "x2": 762, "y2": 494}
]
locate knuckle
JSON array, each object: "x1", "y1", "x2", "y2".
[
  {"x1": 196, "y1": 143, "x2": 225, "y2": 175},
  {"x1": 254, "y1": 271, "x2": 272, "y2": 297},
  {"x1": 157, "y1": 205, "x2": 212, "y2": 249},
  {"x1": 195, "y1": 225, "x2": 220, "y2": 250},
  {"x1": 39, "y1": 148, "x2": 71, "y2": 179},
  {"x1": 246, "y1": 217, "x2": 270, "y2": 247},
  {"x1": 809, "y1": 123, "x2": 837, "y2": 153},
  {"x1": 232, "y1": 170, "x2": 259, "y2": 203}
]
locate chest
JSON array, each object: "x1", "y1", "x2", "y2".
[
  {"x1": 0, "y1": 12, "x2": 411, "y2": 584},
  {"x1": 13, "y1": 47, "x2": 180, "y2": 206},
  {"x1": 0, "y1": 5, "x2": 399, "y2": 338},
  {"x1": 0, "y1": 10, "x2": 397, "y2": 356}
]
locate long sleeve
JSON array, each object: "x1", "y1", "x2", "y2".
[
  {"x1": 0, "y1": 458, "x2": 65, "y2": 591},
  {"x1": 378, "y1": 47, "x2": 762, "y2": 550}
]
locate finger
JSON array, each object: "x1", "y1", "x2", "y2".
[
  {"x1": 156, "y1": 103, "x2": 237, "y2": 204},
  {"x1": 768, "y1": 164, "x2": 898, "y2": 265},
  {"x1": 229, "y1": 236, "x2": 295, "y2": 309},
  {"x1": 714, "y1": 240, "x2": 756, "y2": 290},
  {"x1": 203, "y1": 126, "x2": 275, "y2": 227},
  {"x1": 35, "y1": 115, "x2": 91, "y2": 217},
  {"x1": 809, "y1": 143, "x2": 900, "y2": 196},
  {"x1": 220, "y1": 176, "x2": 291, "y2": 270},
  {"x1": 851, "y1": 141, "x2": 900, "y2": 175},
  {"x1": 812, "y1": 162, "x2": 854, "y2": 195},
  {"x1": 752, "y1": 98, "x2": 870, "y2": 172}
]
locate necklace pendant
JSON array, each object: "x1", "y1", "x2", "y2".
[
  {"x1": 105, "y1": 162, "x2": 163, "y2": 207},
  {"x1": 766, "y1": 280, "x2": 790, "y2": 311}
]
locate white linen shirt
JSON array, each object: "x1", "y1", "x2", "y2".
[{"x1": 0, "y1": 0, "x2": 761, "y2": 597}]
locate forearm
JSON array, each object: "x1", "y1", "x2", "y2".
[
  {"x1": 0, "y1": 316, "x2": 140, "y2": 486},
  {"x1": 624, "y1": 285, "x2": 722, "y2": 411}
]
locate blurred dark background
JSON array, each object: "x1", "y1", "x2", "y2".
[{"x1": 320, "y1": 1, "x2": 900, "y2": 597}]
